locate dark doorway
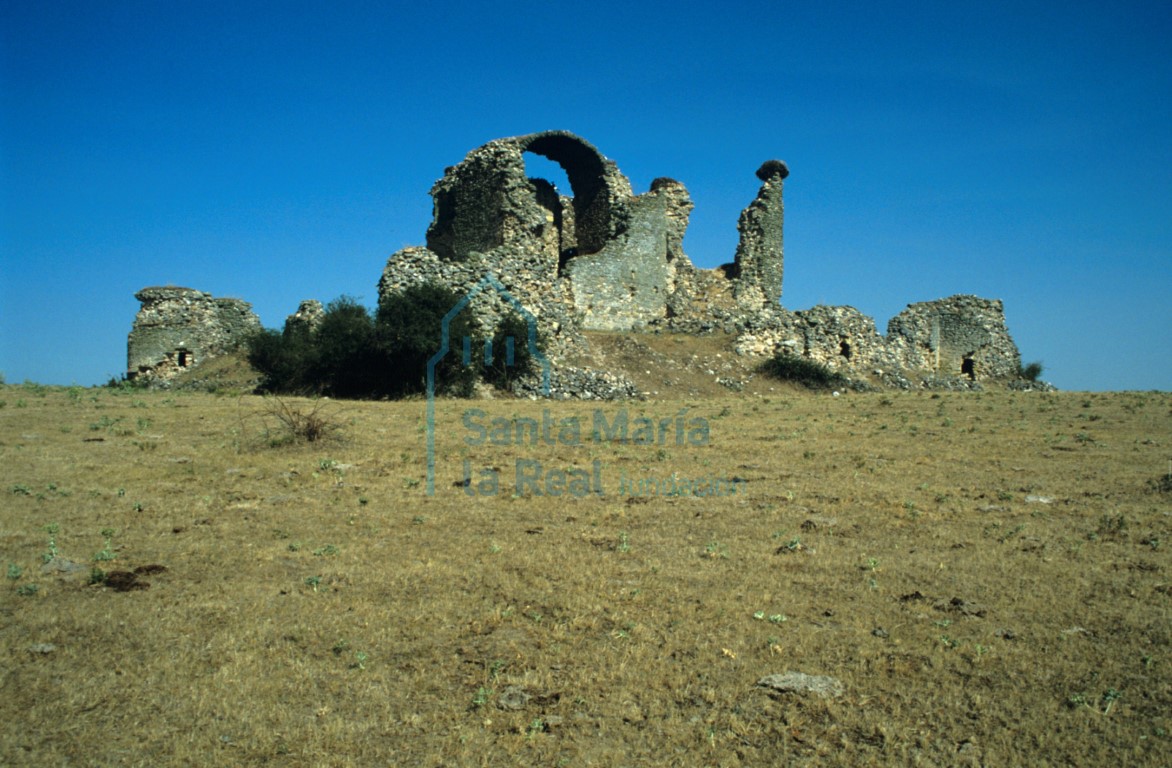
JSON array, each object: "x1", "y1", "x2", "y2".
[
  {"x1": 177, "y1": 350, "x2": 189, "y2": 368},
  {"x1": 961, "y1": 357, "x2": 975, "y2": 380},
  {"x1": 839, "y1": 340, "x2": 852, "y2": 361}
]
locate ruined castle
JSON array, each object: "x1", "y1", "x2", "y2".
[
  {"x1": 126, "y1": 287, "x2": 261, "y2": 384},
  {"x1": 128, "y1": 130, "x2": 1024, "y2": 392}
]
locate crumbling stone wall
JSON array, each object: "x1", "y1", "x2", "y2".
[
  {"x1": 373, "y1": 131, "x2": 1025, "y2": 388},
  {"x1": 127, "y1": 287, "x2": 260, "y2": 382},
  {"x1": 382, "y1": 130, "x2": 781, "y2": 338},
  {"x1": 728, "y1": 160, "x2": 787, "y2": 307},
  {"x1": 424, "y1": 132, "x2": 634, "y2": 268},
  {"x1": 733, "y1": 295, "x2": 1021, "y2": 385},
  {"x1": 886, "y1": 295, "x2": 1021, "y2": 380},
  {"x1": 283, "y1": 299, "x2": 324, "y2": 338},
  {"x1": 789, "y1": 305, "x2": 886, "y2": 371},
  {"x1": 129, "y1": 131, "x2": 1029, "y2": 395}
]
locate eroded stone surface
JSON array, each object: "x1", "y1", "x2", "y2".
[
  {"x1": 127, "y1": 287, "x2": 260, "y2": 384},
  {"x1": 284, "y1": 299, "x2": 324, "y2": 338},
  {"x1": 379, "y1": 130, "x2": 785, "y2": 341},
  {"x1": 757, "y1": 672, "x2": 844, "y2": 699},
  {"x1": 129, "y1": 131, "x2": 1029, "y2": 394}
]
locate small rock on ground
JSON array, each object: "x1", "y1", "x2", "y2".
[
  {"x1": 757, "y1": 672, "x2": 844, "y2": 699},
  {"x1": 496, "y1": 686, "x2": 531, "y2": 711}
]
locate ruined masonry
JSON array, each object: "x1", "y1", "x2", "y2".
[
  {"x1": 376, "y1": 132, "x2": 790, "y2": 337},
  {"x1": 127, "y1": 287, "x2": 261, "y2": 384},
  {"x1": 374, "y1": 130, "x2": 1021, "y2": 387},
  {"x1": 128, "y1": 130, "x2": 1025, "y2": 391}
]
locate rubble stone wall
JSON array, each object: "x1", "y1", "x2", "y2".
[
  {"x1": 732, "y1": 295, "x2": 1021, "y2": 385},
  {"x1": 127, "y1": 287, "x2": 260, "y2": 382},
  {"x1": 129, "y1": 131, "x2": 1029, "y2": 394},
  {"x1": 388, "y1": 130, "x2": 781, "y2": 336},
  {"x1": 886, "y1": 295, "x2": 1021, "y2": 380}
]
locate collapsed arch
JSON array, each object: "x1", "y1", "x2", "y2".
[
  {"x1": 425, "y1": 130, "x2": 628, "y2": 263},
  {"x1": 519, "y1": 132, "x2": 615, "y2": 256}
]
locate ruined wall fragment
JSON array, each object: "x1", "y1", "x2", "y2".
[
  {"x1": 730, "y1": 160, "x2": 787, "y2": 307},
  {"x1": 283, "y1": 299, "x2": 324, "y2": 339},
  {"x1": 127, "y1": 287, "x2": 261, "y2": 382},
  {"x1": 384, "y1": 130, "x2": 697, "y2": 335},
  {"x1": 886, "y1": 295, "x2": 1021, "y2": 380},
  {"x1": 791, "y1": 305, "x2": 887, "y2": 371},
  {"x1": 565, "y1": 192, "x2": 672, "y2": 330}
]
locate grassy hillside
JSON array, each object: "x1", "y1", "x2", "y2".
[{"x1": 1, "y1": 382, "x2": 1169, "y2": 765}]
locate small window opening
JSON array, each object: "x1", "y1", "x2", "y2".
[{"x1": 961, "y1": 356, "x2": 975, "y2": 380}]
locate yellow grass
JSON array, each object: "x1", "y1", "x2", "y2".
[{"x1": 1, "y1": 380, "x2": 1169, "y2": 766}]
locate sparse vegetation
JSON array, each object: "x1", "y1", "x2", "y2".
[
  {"x1": 246, "y1": 283, "x2": 544, "y2": 399},
  {"x1": 1, "y1": 383, "x2": 1170, "y2": 765},
  {"x1": 759, "y1": 352, "x2": 848, "y2": 390},
  {"x1": 92, "y1": 527, "x2": 117, "y2": 561},
  {"x1": 41, "y1": 523, "x2": 59, "y2": 563},
  {"x1": 257, "y1": 395, "x2": 343, "y2": 444},
  {"x1": 1020, "y1": 360, "x2": 1045, "y2": 382}
]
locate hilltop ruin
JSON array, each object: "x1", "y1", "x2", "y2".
[
  {"x1": 128, "y1": 130, "x2": 1026, "y2": 392},
  {"x1": 375, "y1": 130, "x2": 1021, "y2": 389},
  {"x1": 126, "y1": 287, "x2": 260, "y2": 385}
]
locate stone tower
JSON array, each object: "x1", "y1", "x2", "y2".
[
  {"x1": 731, "y1": 159, "x2": 787, "y2": 307},
  {"x1": 127, "y1": 286, "x2": 260, "y2": 382}
]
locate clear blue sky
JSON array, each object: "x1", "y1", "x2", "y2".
[{"x1": 2, "y1": 1, "x2": 1169, "y2": 390}]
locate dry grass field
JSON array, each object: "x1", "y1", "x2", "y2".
[{"x1": 1, "y1": 375, "x2": 1170, "y2": 766}]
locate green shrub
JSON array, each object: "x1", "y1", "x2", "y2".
[
  {"x1": 248, "y1": 296, "x2": 375, "y2": 397},
  {"x1": 311, "y1": 297, "x2": 380, "y2": 398},
  {"x1": 248, "y1": 327, "x2": 314, "y2": 395},
  {"x1": 247, "y1": 284, "x2": 538, "y2": 399},
  {"x1": 1019, "y1": 361, "x2": 1044, "y2": 382},
  {"x1": 376, "y1": 283, "x2": 480, "y2": 398},
  {"x1": 482, "y1": 311, "x2": 543, "y2": 391},
  {"x1": 760, "y1": 353, "x2": 847, "y2": 390}
]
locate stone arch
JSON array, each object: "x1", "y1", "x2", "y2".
[
  {"x1": 424, "y1": 131, "x2": 631, "y2": 264},
  {"x1": 519, "y1": 132, "x2": 617, "y2": 258}
]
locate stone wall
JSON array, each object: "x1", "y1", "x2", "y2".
[
  {"x1": 127, "y1": 287, "x2": 261, "y2": 383},
  {"x1": 381, "y1": 130, "x2": 781, "y2": 339},
  {"x1": 283, "y1": 299, "x2": 324, "y2": 338},
  {"x1": 372, "y1": 130, "x2": 1026, "y2": 389},
  {"x1": 728, "y1": 161, "x2": 788, "y2": 307},
  {"x1": 127, "y1": 131, "x2": 1031, "y2": 395},
  {"x1": 886, "y1": 295, "x2": 1021, "y2": 380},
  {"x1": 732, "y1": 295, "x2": 1021, "y2": 385},
  {"x1": 565, "y1": 192, "x2": 672, "y2": 330}
]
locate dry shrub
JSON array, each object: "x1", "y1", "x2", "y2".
[
  {"x1": 268, "y1": 396, "x2": 341, "y2": 443},
  {"x1": 239, "y1": 394, "x2": 344, "y2": 448}
]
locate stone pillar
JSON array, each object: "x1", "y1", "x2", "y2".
[{"x1": 733, "y1": 160, "x2": 788, "y2": 307}]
